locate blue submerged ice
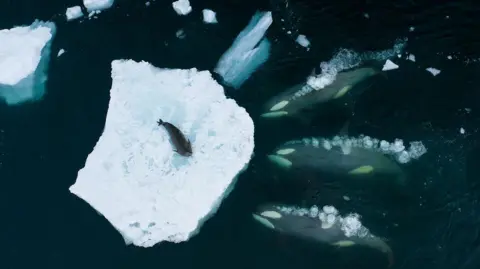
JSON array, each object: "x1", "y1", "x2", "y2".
[{"x1": 214, "y1": 11, "x2": 272, "y2": 89}]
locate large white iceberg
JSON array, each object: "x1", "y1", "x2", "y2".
[
  {"x1": 0, "y1": 20, "x2": 56, "y2": 105},
  {"x1": 69, "y1": 60, "x2": 255, "y2": 247},
  {"x1": 214, "y1": 11, "x2": 272, "y2": 89}
]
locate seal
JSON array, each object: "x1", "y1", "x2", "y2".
[{"x1": 157, "y1": 119, "x2": 193, "y2": 157}]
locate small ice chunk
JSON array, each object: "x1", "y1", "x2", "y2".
[
  {"x1": 0, "y1": 20, "x2": 56, "y2": 105},
  {"x1": 426, "y1": 67, "x2": 441, "y2": 76},
  {"x1": 69, "y1": 60, "x2": 254, "y2": 247},
  {"x1": 176, "y1": 29, "x2": 185, "y2": 39},
  {"x1": 382, "y1": 59, "x2": 399, "y2": 71},
  {"x1": 172, "y1": 0, "x2": 192, "y2": 16},
  {"x1": 460, "y1": 127, "x2": 465, "y2": 134},
  {"x1": 447, "y1": 55, "x2": 452, "y2": 60},
  {"x1": 202, "y1": 9, "x2": 217, "y2": 24},
  {"x1": 407, "y1": 54, "x2": 416, "y2": 62},
  {"x1": 57, "y1": 49, "x2": 65, "y2": 57},
  {"x1": 214, "y1": 11, "x2": 272, "y2": 89},
  {"x1": 296, "y1": 34, "x2": 310, "y2": 48},
  {"x1": 83, "y1": 0, "x2": 115, "y2": 12},
  {"x1": 65, "y1": 6, "x2": 84, "y2": 21},
  {"x1": 409, "y1": 26, "x2": 415, "y2": 32}
]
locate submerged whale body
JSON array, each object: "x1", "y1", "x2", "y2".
[
  {"x1": 267, "y1": 137, "x2": 406, "y2": 187},
  {"x1": 252, "y1": 203, "x2": 394, "y2": 267},
  {"x1": 260, "y1": 67, "x2": 381, "y2": 119}
]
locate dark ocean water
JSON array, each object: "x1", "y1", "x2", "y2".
[{"x1": 1, "y1": 0, "x2": 480, "y2": 269}]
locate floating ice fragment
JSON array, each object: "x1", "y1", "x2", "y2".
[
  {"x1": 382, "y1": 59, "x2": 399, "y2": 71},
  {"x1": 83, "y1": 0, "x2": 114, "y2": 12},
  {"x1": 407, "y1": 54, "x2": 416, "y2": 62},
  {"x1": 202, "y1": 9, "x2": 217, "y2": 24},
  {"x1": 460, "y1": 127, "x2": 465, "y2": 134},
  {"x1": 57, "y1": 49, "x2": 65, "y2": 57},
  {"x1": 296, "y1": 34, "x2": 310, "y2": 48},
  {"x1": 214, "y1": 11, "x2": 272, "y2": 89},
  {"x1": 69, "y1": 60, "x2": 255, "y2": 247},
  {"x1": 426, "y1": 67, "x2": 441, "y2": 76},
  {"x1": 0, "y1": 20, "x2": 56, "y2": 105},
  {"x1": 176, "y1": 29, "x2": 185, "y2": 39},
  {"x1": 65, "y1": 6, "x2": 84, "y2": 21},
  {"x1": 172, "y1": 0, "x2": 192, "y2": 15}
]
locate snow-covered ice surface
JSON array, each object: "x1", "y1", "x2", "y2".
[
  {"x1": 382, "y1": 59, "x2": 399, "y2": 71},
  {"x1": 202, "y1": 9, "x2": 217, "y2": 24},
  {"x1": 83, "y1": 0, "x2": 115, "y2": 12},
  {"x1": 0, "y1": 20, "x2": 56, "y2": 105},
  {"x1": 172, "y1": 0, "x2": 192, "y2": 16},
  {"x1": 69, "y1": 60, "x2": 255, "y2": 247},
  {"x1": 65, "y1": 6, "x2": 84, "y2": 21},
  {"x1": 214, "y1": 11, "x2": 272, "y2": 89}
]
